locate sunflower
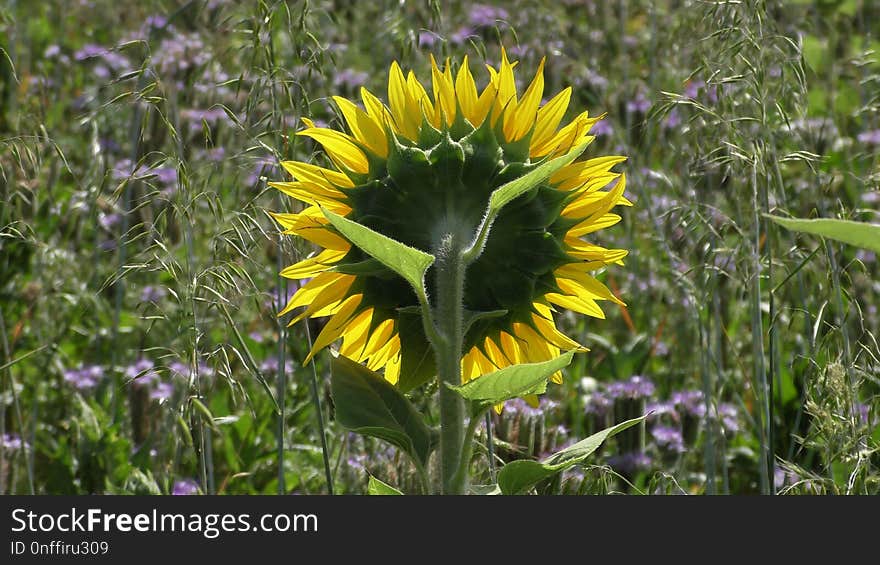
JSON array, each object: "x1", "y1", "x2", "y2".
[{"x1": 271, "y1": 48, "x2": 630, "y2": 398}]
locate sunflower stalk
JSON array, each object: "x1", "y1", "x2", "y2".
[{"x1": 434, "y1": 233, "x2": 467, "y2": 494}]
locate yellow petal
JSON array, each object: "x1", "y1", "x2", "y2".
[
  {"x1": 564, "y1": 238, "x2": 629, "y2": 263},
  {"x1": 461, "y1": 348, "x2": 481, "y2": 383},
  {"x1": 332, "y1": 96, "x2": 388, "y2": 158},
  {"x1": 455, "y1": 55, "x2": 479, "y2": 126},
  {"x1": 366, "y1": 333, "x2": 400, "y2": 371},
  {"x1": 512, "y1": 322, "x2": 554, "y2": 363},
  {"x1": 271, "y1": 207, "x2": 350, "y2": 248},
  {"x1": 361, "y1": 318, "x2": 395, "y2": 360},
  {"x1": 530, "y1": 87, "x2": 571, "y2": 156},
  {"x1": 384, "y1": 352, "x2": 401, "y2": 384},
  {"x1": 339, "y1": 308, "x2": 374, "y2": 361},
  {"x1": 575, "y1": 174, "x2": 627, "y2": 224},
  {"x1": 510, "y1": 58, "x2": 545, "y2": 141},
  {"x1": 491, "y1": 47, "x2": 518, "y2": 126},
  {"x1": 296, "y1": 126, "x2": 369, "y2": 174},
  {"x1": 388, "y1": 62, "x2": 420, "y2": 140},
  {"x1": 561, "y1": 187, "x2": 622, "y2": 219},
  {"x1": 430, "y1": 54, "x2": 456, "y2": 126},
  {"x1": 360, "y1": 87, "x2": 394, "y2": 133},
  {"x1": 483, "y1": 337, "x2": 511, "y2": 369},
  {"x1": 304, "y1": 294, "x2": 363, "y2": 364},
  {"x1": 555, "y1": 266, "x2": 625, "y2": 306},
  {"x1": 278, "y1": 272, "x2": 353, "y2": 318},
  {"x1": 280, "y1": 160, "x2": 354, "y2": 189},
  {"x1": 472, "y1": 346, "x2": 498, "y2": 377},
  {"x1": 551, "y1": 156, "x2": 626, "y2": 190},
  {"x1": 530, "y1": 312, "x2": 588, "y2": 351},
  {"x1": 532, "y1": 111, "x2": 598, "y2": 157},
  {"x1": 279, "y1": 248, "x2": 347, "y2": 279},
  {"x1": 268, "y1": 180, "x2": 348, "y2": 210},
  {"x1": 498, "y1": 331, "x2": 524, "y2": 365},
  {"x1": 407, "y1": 70, "x2": 438, "y2": 128},
  {"x1": 546, "y1": 292, "x2": 606, "y2": 319},
  {"x1": 568, "y1": 212, "x2": 622, "y2": 237},
  {"x1": 474, "y1": 80, "x2": 498, "y2": 127}
]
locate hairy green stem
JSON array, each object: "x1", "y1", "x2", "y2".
[
  {"x1": 435, "y1": 234, "x2": 466, "y2": 494},
  {"x1": 450, "y1": 411, "x2": 483, "y2": 493}
]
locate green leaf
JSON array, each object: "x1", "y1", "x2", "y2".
[
  {"x1": 322, "y1": 209, "x2": 435, "y2": 295},
  {"x1": 396, "y1": 311, "x2": 437, "y2": 393},
  {"x1": 469, "y1": 484, "x2": 502, "y2": 495},
  {"x1": 330, "y1": 354, "x2": 433, "y2": 467},
  {"x1": 367, "y1": 475, "x2": 404, "y2": 495},
  {"x1": 450, "y1": 351, "x2": 576, "y2": 407},
  {"x1": 488, "y1": 141, "x2": 590, "y2": 215},
  {"x1": 463, "y1": 308, "x2": 508, "y2": 335},
  {"x1": 766, "y1": 215, "x2": 880, "y2": 254},
  {"x1": 497, "y1": 416, "x2": 646, "y2": 494}
]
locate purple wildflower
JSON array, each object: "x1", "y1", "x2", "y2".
[
  {"x1": 247, "y1": 157, "x2": 276, "y2": 187},
  {"x1": 418, "y1": 31, "x2": 438, "y2": 48},
  {"x1": 74, "y1": 43, "x2": 107, "y2": 61},
  {"x1": 626, "y1": 92, "x2": 651, "y2": 114},
  {"x1": 1, "y1": 434, "x2": 27, "y2": 452},
  {"x1": 857, "y1": 130, "x2": 880, "y2": 145},
  {"x1": 126, "y1": 358, "x2": 159, "y2": 386},
  {"x1": 450, "y1": 26, "x2": 475, "y2": 45},
  {"x1": 98, "y1": 212, "x2": 121, "y2": 230},
  {"x1": 260, "y1": 356, "x2": 292, "y2": 376},
  {"x1": 169, "y1": 360, "x2": 214, "y2": 381},
  {"x1": 506, "y1": 398, "x2": 536, "y2": 417},
  {"x1": 140, "y1": 285, "x2": 166, "y2": 303},
  {"x1": 856, "y1": 403, "x2": 871, "y2": 427},
  {"x1": 606, "y1": 375, "x2": 655, "y2": 400},
  {"x1": 774, "y1": 466, "x2": 796, "y2": 490},
  {"x1": 584, "y1": 391, "x2": 613, "y2": 415},
  {"x1": 651, "y1": 425, "x2": 685, "y2": 452},
  {"x1": 153, "y1": 33, "x2": 210, "y2": 76},
  {"x1": 150, "y1": 381, "x2": 174, "y2": 402},
  {"x1": 346, "y1": 453, "x2": 367, "y2": 472},
  {"x1": 181, "y1": 107, "x2": 231, "y2": 132},
  {"x1": 856, "y1": 250, "x2": 876, "y2": 264},
  {"x1": 653, "y1": 340, "x2": 670, "y2": 357},
  {"x1": 145, "y1": 15, "x2": 168, "y2": 30},
  {"x1": 172, "y1": 479, "x2": 200, "y2": 495},
  {"x1": 591, "y1": 120, "x2": 613, "y2": 137},
  {"x1": 663, "y1": 108, "x2": 681, "y2": 129},
  {"x1": 575, "y1": 69, "x2": 608, "y2": 91},
  {"x1": 671, "y1": 390, "x2": 705, "y2": 417},
  {"x1": 333, "y1": 69, "x2": 368, "y2": 91},
  {"x1": 607, "y1": 451, "x2": 653, "y2": 474},
  {"x1": 63, "y1": 364, "x2": 104, "y2": 390},
  {"x1": 645, "y1": 400, "x2": 677, "y2": 419},
  {"x1": 717, "y1": 403, "x2": 739, "y2": 433},
  {"x1": 469, "y1": 4, "x2": 509, "y2": 27},
  {"x1": 169, "y1": 361, "x2": 189, "y2": 378}
]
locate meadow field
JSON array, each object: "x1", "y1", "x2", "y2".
[{"x1": 1, "y1": 0, "x2": 878, "y2": 495}]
